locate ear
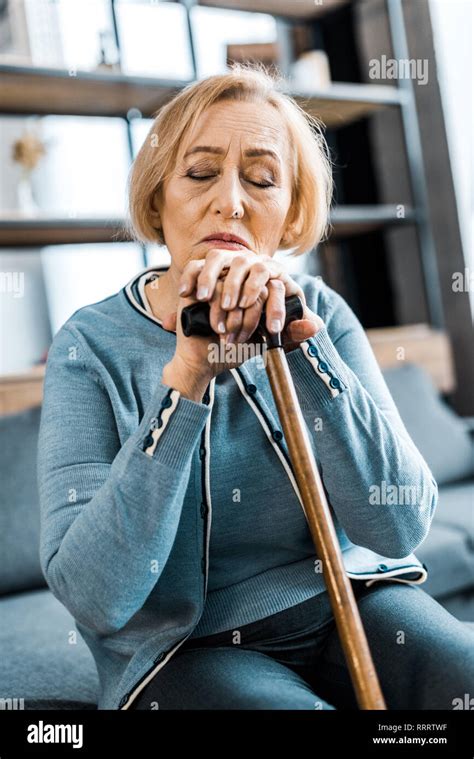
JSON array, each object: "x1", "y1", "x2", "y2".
[{"x1": 149, "y1": 189, "x2": 161, "y2": 222}]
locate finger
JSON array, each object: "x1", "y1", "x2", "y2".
[
  {"x1": 208, "y1": 281, "x2": 228, "y2": 338},
  {"x1": 195, "y1": 249, "x2": 236, "y2": 301},
  {"x1": 225, "y1": 306, "x2": 244, "y2": 343},
  {"x1": 265, "y1": 278, "x2": 286, "y2": 334},
  {"x1": 235, "y1": 286, "x2": 268, "y2": 343},
  {"x1": 236, "y1": 259, "x2": 274, "y2": 309},
  {"x1": 284, "y1": 318, "x2": 322, "y2": 345},
  {"x1": 178, "y1": 258, "x2": 206, "y2": 297},
  {"x1": 220, "y1": 253, "x2": 255, "y2": 311}
]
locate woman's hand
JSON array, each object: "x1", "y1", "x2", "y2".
[
  {"x1": 160, "y1": 248, "x2": 325, "y2": 400},
  {"x1": 177, "y1": 247, "x2": 325, "y2": 349},
  {"x1": 161, "y1": 276, "x2": 268, "y2": 393}
]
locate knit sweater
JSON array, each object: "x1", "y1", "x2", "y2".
[{"x1": 37, "y1": 264, "x2": 437, "y2": 710}]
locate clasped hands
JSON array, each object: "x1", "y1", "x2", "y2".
[{"x1": 164, "y1": 248, "x2": 325, "y2": 351}]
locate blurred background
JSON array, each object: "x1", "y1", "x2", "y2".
[{"x1": 1, "y1": 0, "x2": 474, "y2": 711}]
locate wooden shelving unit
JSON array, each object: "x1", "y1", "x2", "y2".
[
  {"x1": 0, "y1": 214, "x2": 126, "y2": 246},
  {"x1": 0, "y1": 65, "x2": 189, "y2": 118},
  {"x1": 198, "y1": 0, "x2": 349, "y2": 19},
  {"x1": 0, "y1": 65, "x2": 402, "y2": 126}
]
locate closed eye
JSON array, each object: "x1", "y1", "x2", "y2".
[{"x1": 187, "y1": 174, "x2": 274, "y2": 189}]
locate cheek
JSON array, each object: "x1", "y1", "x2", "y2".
[
  {"x1": 259, "y1": 195, "x2": 290, "y2": 225},
  {"x1": 170, "y1": 179, "x2": 209, "y2": 209}
]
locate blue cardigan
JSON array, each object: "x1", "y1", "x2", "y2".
[{"x1": 37, "y1": 265, "x2": 438, "y2": 710}]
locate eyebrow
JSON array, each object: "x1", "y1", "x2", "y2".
[{"x1": 183, "y1": 145, "x2": 280, "y2": 162}]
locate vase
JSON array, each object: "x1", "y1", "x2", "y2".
[{"x1": 17, "y1": 171, "x2": 40, "y2": 216}]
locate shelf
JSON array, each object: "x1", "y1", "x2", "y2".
[
  {"x1": 0, "y1": 205, "x2": 415, "y2": 247},
  {"x1": 0, "y1": 65, "x2": 403, "y2": 127},
  {"x1": 0, "y1": 64, "x2": 190, "y2": 118},
  {"x1": 197, "y1": 0, "x2": 349, "y2": 19},
  {"x1": 0, "y1": 215, "x2": 126, "y2": 247},
  {"x1": 328, "y1": 204, "x2": 416, "y2": 237},
  {"x1": 290, "y1": 82, "x2": 405, "y2": 127}
]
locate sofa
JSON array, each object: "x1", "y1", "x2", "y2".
[{"x1": 0, "y1": 361, "x2": 473, "y2": 710}]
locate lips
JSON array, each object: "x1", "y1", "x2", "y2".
[{"x1": 200, "y1": 233, "x2": 249, "y2": 248}]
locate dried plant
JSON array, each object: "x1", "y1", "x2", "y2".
[{"x1": 12, "y1": 130, "x2": 47, "y2": 172}]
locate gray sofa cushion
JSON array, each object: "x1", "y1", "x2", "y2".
[
  {"x1": 0, "y1": 404, "x2": 46, "y2": 595},
  {"x1": 416, "y1": 522, "x2": 474, "y2": 598},
  {"x1": 382, "y1": 363, "x2": 474, "y2": 485},
  {"x1": 0, "y1": 588, "x2": 99, "y2": 709},
  {"x1": 432, "y1": 481, "x2": 474, "y2": 538}
]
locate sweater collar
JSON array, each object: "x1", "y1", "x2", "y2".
[{"x1": 123, "y1": 265, "x2": 175, "y2": 332}]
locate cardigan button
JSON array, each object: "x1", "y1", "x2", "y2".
[
  {"x1": 246, "y1": 383, "x2": 257, "y2": 395},
  {"x1": 161, "y1": 396, "x2": 172, "y2": 408},
  {"x1": 199, "y1": 445, "x2": 206, "y2": 459},
  {"x1": 307, "y1": 344, "x2": 319, "y2": 358},
  {"x1": 272, "y1": 430, "x2": 283, "y2": 442},
  {"x1": 143, "y1": 434, "x2": 154, "y2": 449},
  {"x1": 118, "y1": 694, "x2": 128, "y2": 707},
  {"x1": 317, "y1": 361, "x2": 329, "y2": 373},
  {"x1": 329, "y1": 377, "x2": 342, "y2": 389},
  {"x1": 378, "y1": 563, "x2": 388, "y2": 572},
  {"x1": 154, "y1": 651, "x2": 166, "y2": 664}
]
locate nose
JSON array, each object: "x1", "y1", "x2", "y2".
[{"x1": 210, "y1": 167, "x2": 245, "y2": 218}]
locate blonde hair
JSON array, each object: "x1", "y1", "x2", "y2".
[{"x1": 126, "y1": 62, "x2": 333, "y2": 256}]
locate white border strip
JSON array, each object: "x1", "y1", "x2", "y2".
[{"x1": 144, "y1": 390, "x2": 180, "y2": 456}]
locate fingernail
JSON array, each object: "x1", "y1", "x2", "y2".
[
  {"x1": 217, "y1": 321, "x2": 226, "y2": 334},
  {"x1": 222, "y1": 294, "x2": 231, "y2": 309},
  {"x1": 239, "y1": 295, "x2": 247, "y2": 308},
  {"x1": 226, "y1": 332, "x2": 236, "y2": 344},
  {"x1": 179, "y1": 283, "x2": 187, "y2": 294},
  {"x1": 197, "y1": 286, "x2": 209, "y2": 299},
  {"x1": 270, "y1": 319, "x2": 282, "y2": 333}
]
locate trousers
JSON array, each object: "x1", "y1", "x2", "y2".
[{"x1": 130, "y1": 579, "x2": 474, "y2": 710}]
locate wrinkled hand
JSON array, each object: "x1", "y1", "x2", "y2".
[{"x1": 162, "y1": 247, "x2": 325, "y2": 352}]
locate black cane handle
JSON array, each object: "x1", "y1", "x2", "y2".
[{"x1": 181, "y1": 294, "x2": 304, "y2": 338}]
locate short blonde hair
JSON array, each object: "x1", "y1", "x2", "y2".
[{"x1": 126, "y1": 62, "x2": 333, "y2": 256}]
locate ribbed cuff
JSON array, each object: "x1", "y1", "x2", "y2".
[
  {"x1": 135, "y1": 380, "x2": 211, "y2": 469},
  {"x1": 286, "y1": 327, "x2": 351, "y2": 411}
]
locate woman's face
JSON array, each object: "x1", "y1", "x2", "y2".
[{"x1": 155, "y1": 99, "x2": 293, "y2": 272}]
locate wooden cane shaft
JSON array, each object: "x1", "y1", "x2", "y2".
[{"x1": 265, "y1": 346, "x2": 387, "y2": 710}]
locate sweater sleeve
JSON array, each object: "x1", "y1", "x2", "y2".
[
  {"x1": 285, "y1": 282, "x2": 438, "y2": 559},
  {"x1": 37, "y1": 324, "x2": 211, "y2": 636}
]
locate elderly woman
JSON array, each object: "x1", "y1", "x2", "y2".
[{"x1": 38, "y1": 64, "x2": 474, "y2": 711}]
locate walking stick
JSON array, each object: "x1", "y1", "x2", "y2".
[{"x1": 181, "y1": 294, "x2": 387, "y2": 710}]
